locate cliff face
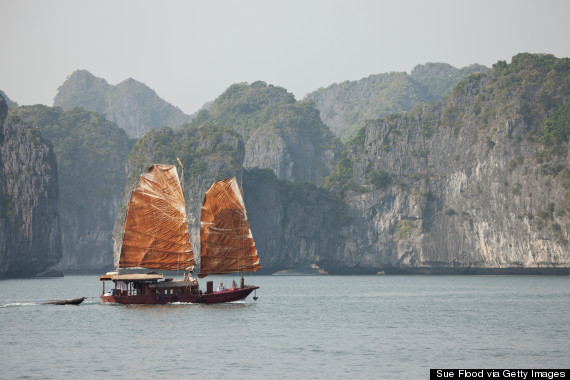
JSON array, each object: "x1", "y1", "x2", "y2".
[
  {"x1": 410, "y1": 62, "x2": 490, "y2": 98},
  {"x1": 235, "y1": 54, "x2": 570, "y2": 274},
  {"x1": 305, "y1": 63, "x2": 489, "y2": 142},
  {"x1": 320, "y1": 54, "x2": 570, "y2": 273},
  {"x1": 199, "y1": 81, "x2": 342, "y2": 185},
  {"x1": 11, "y1": 55, "x2": 565, "y2": 274},
  {"x1": 0, "y1": 95, "x2": 7, "y2": 122},
  {"x1": 54, "y1": 70, "x2": 190, "y2": 138},
  {"x1": 243, "y1": 102, "x2": 340, "y2": 184},
  {"x1": 242, "y1": 169, "x2": 344, "y2": 274},
  {"x1": 0, "y1": 90, "x2": 18, "y2": 108},
  {"x1": 0, "y1": 97, "x2": 61, "y2": 277},
  {"x1": 109, "y1": 54, "x2": 569, "y2": 274},
  {"x1": 11, "y1": 106, "x2": 131, "y2": 272}
]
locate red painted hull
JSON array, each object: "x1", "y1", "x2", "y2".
[{"x1": 100, "y1": 286, "x2": 258, "y2": 305}]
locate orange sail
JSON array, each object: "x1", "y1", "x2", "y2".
[
  {"x1": 119, "y1": 165, "x2": 194, "y2": 270},
  {"x1": 199, "y1": 178, "x2": 260, "y2": 277}
]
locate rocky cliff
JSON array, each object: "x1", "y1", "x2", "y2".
[
  {"x1": 0, "y1": 96, "x2": 61, "y2": 277},
  {"x1": 305, "y1": 63, "x2": 489, "y2": 142},
  {"x1": 242, "y1": 169, "x2": 345, "y2": 274},
  {"x1": 10, "y1": 105, "x2": 131, "y2": 272},
  {"x1": 317, "y1": 53, "x2": 570, "y2": 273},
  {"x1": 195, "y1": 81, "x2": 342, "y2": 184},
  {"x1": 0, "y1": 90, "x2": 18, "y2": 108},
  {"x1": 111, "y1": 54, "x2": 570, "y2": 274},
  {"x1": 54, "y1": 70, "x2": 191, "y2": 138},
  {"x1": 410, "y1": 62, "x2": 490, "y2": 98},
  {"x1": 9, "y1": 54, "x2": 566, "y2": 275},
  {"x1": 0, "y1": 95, "x2": 6, "y2": 122}
]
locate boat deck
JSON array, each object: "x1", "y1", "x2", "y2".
[{"x1": 101, "y1": 285, "x2": 258, "y2": 304}]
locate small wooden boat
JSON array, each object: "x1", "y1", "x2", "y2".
[{"x1": 43, "y1": 297, "x2": 87, "y2": 305}]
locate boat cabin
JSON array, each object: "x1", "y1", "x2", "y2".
[{"x1": 99, "y1": 273, "x2": 199, "y2": 298}]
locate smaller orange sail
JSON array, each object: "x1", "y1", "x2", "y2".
[
  {"x1": 199, "y1": 178, "x2": 260, "y2": 277},
  {"x1": 119, "y1": 165, "x2": 194, "y2": 270}
]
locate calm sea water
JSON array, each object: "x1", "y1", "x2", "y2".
[{"x1": 0, "y1": 274, "x2": 568, "y2": 379}]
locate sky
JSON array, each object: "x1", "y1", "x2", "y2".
[{"x1": 1, "y1": 0, "x2": 569, "y2": 115}]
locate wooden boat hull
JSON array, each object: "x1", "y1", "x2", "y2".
[
  {"x1": 43, "y1": 297, "x2": 87, "y2": 305},
  {"x1": 100, "y1": 286, "x2": 258, "y2": 305}
]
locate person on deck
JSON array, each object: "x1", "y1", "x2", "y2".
[
  {"x1": 231, "y1": 280, "x2": 237, "y2": 290},
  {"x1": 186, "y1": 271, "x2": 197, "y2": 284},
  {"x1": 216, "y1": 282, "x2": 225, "y2": 292}
]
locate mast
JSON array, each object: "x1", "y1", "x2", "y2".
[
  {"x1": 177, "y1": 157, "x2": 184, "y2": 193},
  {"x1": 240, "y1": 176, "x2": 244, "y2": 288},
  {"x1": 177, "y1": 157, "x2": 185, "y2": 277}
]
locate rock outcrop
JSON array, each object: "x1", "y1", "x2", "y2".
[
  {"x1": 54, "y1": 70, "x2": 191, "y2": 138},
  {"x1": 0, "y1": 95, "x2": 7, "y2": 122},
  {"x1": 10, "y1": 54, "x2": 566, "y2": 275},
  {"x1": 410, "y1": 62, "x2": 490, "y2": 98},
  {"x1": 11, "y1": 106, "x2": 131, "y2": 272},
  {"x1": 0, "y1": 90, "x2": 18, "y2": 108},
  {"x1": 0, "y1": 96, "x2": 61, "y2": 277},
  {"x1": 111, "y1": 54, "x2": 570, "y2": 274},
  {"x1": 196, "y1": 81, "x2": 342, "y2": 185},
  {"x1": 305, "y1": 63, "x2": 489, "y2": 142},
  {"x1": 242, "y1": 169, "x2": 344, "y2": 274},
  {"x1": 314, "y1": 54, "x2": 570, "y2": 273}
]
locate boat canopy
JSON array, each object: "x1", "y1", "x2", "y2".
[{"x1": 99, "y1": 273, "x2": 164, "y2": 281}]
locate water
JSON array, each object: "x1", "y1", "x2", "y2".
[{"x1": 0, "y1": 275, "x2": 568, "y2": 379}]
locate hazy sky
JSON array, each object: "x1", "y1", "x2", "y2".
[{"x1": 1, "y1": 0, "x2": 569, "y2": 115}]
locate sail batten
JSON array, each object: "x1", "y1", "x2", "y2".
[
  {"x1": 199, "y1": 178, "x2": 261, "y2": 277},
  {"x1": 119, "y1": 165, "x2": 194, "y2": 271}
]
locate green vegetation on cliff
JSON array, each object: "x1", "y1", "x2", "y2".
[
  {"x1": 126, "y1": 122, "x2": 244, "y2": 189},
  {"x1": 495, "y1": 54, "x2": 570, "y2": 149},
  {"x1": 339, "y1": 53, "x2": 570, "y2": 195},
  {"x1": 305, "y1": 63, "x2": 489, "y2": 142},
  {"x1": 192, "y1": 81, "x2": 341, "y2": 184},
  {"x1": 9, "y1": 106, "x2": 132, "y2": 203},
  {"x1": 1, "y1": 101, "x2": 61, "y2": 277},
  {"x1": 8, "y1": 105, "x2": 132, "y2": 270},
  {"x1": 54, "y1": 70, "x2": 190, "y2": 138},
  {"x1": 320, "y1": 53, "x2": 570, "y2": 271},
  {"x1": 411, "y1": 62, "x2": 489, "y2": 98},
  {"x1": 205, "y1": 81, "x2": 296, "y2": 139},
  {"x1": 323, "y1": 148, "x2": 364, "y2": 199},
  {"x1": 447, "y1": 53, "x2": 570, "y2": 160}
]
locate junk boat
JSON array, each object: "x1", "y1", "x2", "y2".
[{"x1": 100, "y1": 164, "x2": 260, "y2": 304}]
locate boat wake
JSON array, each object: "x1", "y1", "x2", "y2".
[
  {"x1": 170, "y1": 302, "x2": 200, "y2": 306},
  {"x1": 81, "y1": 299, "x2": 100, "y2": 305},
  {"x1": 1, "y1": 302, "x2": 37, "y2": 308}
]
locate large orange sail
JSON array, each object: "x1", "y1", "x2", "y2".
[
  {"x1": 119, "y1": 165, "x2": 194, "y2": 270},
  {"x1": 199, "y1": 178, "x2": 260, "y2": 277}
]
